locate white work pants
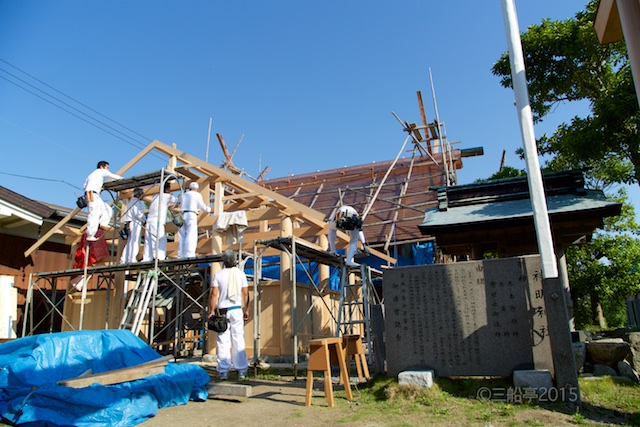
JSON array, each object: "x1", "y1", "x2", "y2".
[
  {"x1": 119, "y1": 221, "x2": 143, "y2": 264},
  {"x1": 143, "y1": 219, "x2": 167, "y2": 261},
  {"x1": 329, "y1": 225, "x2": 364, "y2": 266},
  {"x1": 178, "y1": 212, "x2": 198, "y2": 258},
  {"x1": 216, "y1": 308, "x2": 248, "y2": 375},
  {"x1": 86, "y1": 198, "x2": 112, "y2": 239}
]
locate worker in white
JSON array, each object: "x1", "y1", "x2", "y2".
[
  {"x1": 178, "y1": 182, "x2": 211, "y2": 258},
  {"x1": 328, "y1": 205, "x2": 367, "y2": 267},
  {"x1": 119, "y1": 188, "x2": 146, "y2": 264},
  {"x1": 143, "y1": 182, "x2": 178, "y2": 261},
  {"x1": 83, "y1": 161, "x2": 122, "y2": 241},
  {"x1": 209, "y1": 250, "x2": 250, "y2": 380}
]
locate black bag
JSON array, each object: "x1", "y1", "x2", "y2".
[
  {"x1": 336, "y1": 215, "x2": 362, "y2": 231},
  {"x1": 76, "y1": 195, "x2": 87, "y2": 209},
  {"x1": 208, "y1": 308, "x2": 229, "y2": 333},
  {"x1": 172, "y1": 212, "x2": 184, "y2": 227},
  {"x1": 119, "y1": 222, "x2": 131, "y2": 240}
]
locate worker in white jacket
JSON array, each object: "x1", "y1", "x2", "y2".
[
  {"x1": 83, "y1": 161, "x2": 122, "y2": 241},
  {"x1": 178, "y1": 182, "x2": 211, "y2": 258},
  {"x1": 328, "y1": 205, "x2": 367, "y2": 267},
  {"x1": 119, "y1": 188, "x2": 146, "y2": 264},
  {"x1": 143, "y1": 182, "x2": 178, "y2": 261}
]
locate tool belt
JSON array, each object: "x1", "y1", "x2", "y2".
[
  {"x1": 336, "y1": 213, "x2": 362, "y2": 231},
  {"x1": 208, "y1": 308, "x2": 229, "y2": 333}
]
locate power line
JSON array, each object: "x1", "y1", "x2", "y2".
[
  {"x1": 0, "y1": 58, "x2": 166, "y2": 161},
  {"x1": 0, "y1": 58, "x2": 153, "y2": 144},
  {"x1": 0, "y1": 171, "x2": 83, "y2": 191},
  {"x1": 0, "y1": 58, "x2": 151, "y2": 146},
  {"x1": 0, "y1": 73, "x2": 148, "y2": 152}
]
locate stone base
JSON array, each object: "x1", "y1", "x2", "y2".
[
  {"x1": 513, "y1": 369, "x2": 553, "y2": 390},
  {"x1": 398, "y1": 370, "x2": 434, "y2": 388}
]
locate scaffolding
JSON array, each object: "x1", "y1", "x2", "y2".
[
  {"x1": 23, "y1": 254, "x2": 223, "y2": 357},
  {"x1": 252, "y1": 236, "x2": 382, "y2": 377}
]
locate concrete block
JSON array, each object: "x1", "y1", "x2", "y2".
[
  {"x1": 207, "y1": 382, "x2": 252, "y2": 398},
  {"x1": 513, "y1": 369, "x2": 553, "y2": 389},
  {"x1": 398, "y1": 370, "x2": 434, "y2": 388}
]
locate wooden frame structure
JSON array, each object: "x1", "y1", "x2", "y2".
[{"x1": 22, "y1": 140, "x2": 397, "y2": 359}]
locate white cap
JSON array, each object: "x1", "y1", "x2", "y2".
[{"x1": 189, "y1": 182, "x2": 199, "y2": 190}]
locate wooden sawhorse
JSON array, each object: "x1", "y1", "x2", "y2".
[
  {"x1": 342, "y1": 334, "x2": 370, "y2": 383},
  {"x1": 305, "y1": 337, "x2": 353, "y2": 407}
]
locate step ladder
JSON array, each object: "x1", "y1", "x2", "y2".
[
  {"x1": 336, "y1": 263, "x2": 376, "y2": 365},
  {"x1": 119, "y1": 270, "x2": 158, "y2": 335}
]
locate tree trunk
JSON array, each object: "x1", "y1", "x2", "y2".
[{"x1": 590, "y1": 291, "x2": 608, "y2": 328}]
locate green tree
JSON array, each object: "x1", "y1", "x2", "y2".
[
  {"x1": 492, "y1": 1, "x2": 639, "y2": 189},
  {"x1": 474, "y1": 165, "x2": 525, "y2": 183},
  {"x1": 566, "y1": 189, "x2": 640, "y2": 328},
  {"x1": 490, "y1": 1, "x2": 640, "y2": 328}
]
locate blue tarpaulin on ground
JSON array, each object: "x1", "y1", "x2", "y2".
[{"x1": 0, "y1": 329, "x2": 209, "y2": 426}]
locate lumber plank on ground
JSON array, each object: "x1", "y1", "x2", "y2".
[{"x1": 58, "y1": 355, "x2": 173, "y2": 388}]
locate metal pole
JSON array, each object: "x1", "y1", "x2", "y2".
[
  {"x1": 22, "y1": 273, "x2": 33, "y2": 337},
  {"x1": 500, "y1": 0, "x2": 579, "y2": 404},
  {"x1": 292, "y1": 236, "x2": 298, "y2": 377},
  {"x1": 429, "y1": 68, "x2": 451, "y2": 186},
  {"x1": 500, "y1": 0, "x2": 557, "y2": 279},
  {"x1": 205, "y1": 117, "x2": 213, "y2": 164},
  {"x1": 252, "y1": 241, "x2": 261, "y2": 375},
  {"x1": 79, "y1": 241, "x2": 91, "y2": 330}
]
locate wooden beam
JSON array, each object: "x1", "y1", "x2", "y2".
[
  {"x1": 148, "y1": 141, "x2": 328, "y2": 227},
  {"x1": 58, "y1": 356, "x2": 172, "y2": 388},
  {"x1": 115, "y1": 140, "x2": 162, "y2": 176},
  {"x1": 24, "y1": 207, "x2": 82, "y2": 258}
]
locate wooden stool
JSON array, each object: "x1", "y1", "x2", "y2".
[
  {"x1": 305, "y1": 337, "x2": 353, "y2": 407},
  {"x1": 342, "y1": 334, "x2": 370, "y2": 383}
]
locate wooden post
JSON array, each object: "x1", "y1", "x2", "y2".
[{"x1": 280, "y1": 216, "x2": 294, "y2": 356}]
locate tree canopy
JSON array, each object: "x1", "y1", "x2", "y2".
[{"x1": 492, "y1": 0, "x2": 640, "y2": 190}]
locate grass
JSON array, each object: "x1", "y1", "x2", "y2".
[{"x1": 266, "y1": 370, "x2": 640, "y2": 426}]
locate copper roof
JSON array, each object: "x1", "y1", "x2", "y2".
[{"x1": 261, "y1": 150, "x2": 463, "y2": 248}]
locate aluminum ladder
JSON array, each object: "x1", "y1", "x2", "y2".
[
  {"x1": 336, "y1": 263, "x2": 375, "y2": 365},
  {"x1": 119, "y1": 270, "x2": 158, "y2": 336}
]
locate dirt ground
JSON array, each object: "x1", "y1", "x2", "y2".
[{"x1": 139, "y1": 375, "x2": 589, "y2": 427}]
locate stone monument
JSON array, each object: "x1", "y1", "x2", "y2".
[{"x1": 383, "y1": 255, "x2": 554, "y2": 377}]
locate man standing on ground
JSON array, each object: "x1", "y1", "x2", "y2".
[
  {"x1": 178, "y1": 182, "x2": 211, "y2": 258},
  {"x1": 328, "y1": 205, "x2": 368, "y2": 267},
  {"x1": 143, "y1": 182, "x2": 178, "y2": 261},
  {"x1": 119, "y1": 188, "x2": 146, "y2": 264},
  {"x1": 209, "y1": 250, "x2": 250, "y2": 380},
  {"x1": 83, "y1": 161, "x2": 122, "y2": 241}
]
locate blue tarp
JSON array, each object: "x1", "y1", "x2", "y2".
[{"x1": 0, "y1": 329, "x2": 210, "y2": 426}]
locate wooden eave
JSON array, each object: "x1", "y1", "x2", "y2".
[{"x1": 595, "y1": 0, "x2": 623, "y2": 44}]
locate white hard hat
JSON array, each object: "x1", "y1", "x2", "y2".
[{"x1": 189, "y1": 182, "x2": 199, "y2": 190}]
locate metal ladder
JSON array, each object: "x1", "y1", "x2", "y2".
[
  {"x1": 119, "y1": 270, "x2": 158, "y2": 336},
  {"x1": 336, "y1": 263, "x2": 375, "y2": 364}
]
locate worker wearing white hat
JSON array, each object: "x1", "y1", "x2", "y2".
[{"x1": 178, "y1": 182, "x2": 211, "y2": 258}]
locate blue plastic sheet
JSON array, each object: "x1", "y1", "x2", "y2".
[{"x1": 0, "y1": 330, "x2": 209, "y2": 426}]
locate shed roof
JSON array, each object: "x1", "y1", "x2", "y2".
[{"x1": 418, "y1": 170, "x2": 622, "y2": 256}]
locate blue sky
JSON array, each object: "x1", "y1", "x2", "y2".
[{"x1": 1, "y1": 1, "x2": 631, "y2": 212}]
